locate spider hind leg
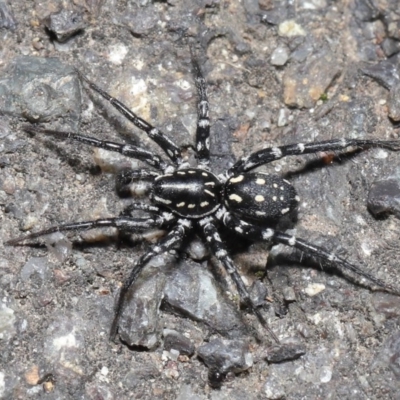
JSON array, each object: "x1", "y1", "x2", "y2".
[{"x1": 219, "y1": 211, "x2": 400, "y2": 297}]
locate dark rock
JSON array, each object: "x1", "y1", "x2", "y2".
[
  {"x1": 0, "y1": 57, "x2": 81, "y2": 130},
  {"x1": 388, "y1": 82, "x2": 400, "y2": 121},
  {"x1": 0, "y1": 0, "x2": 17, "y2": 30},
  {"x1": 198, "y1": 338, "x2": 253, "y2": 387},
  {"x1": 163, "y1": 259, "x2": 246, "y2": 338},
  {"x1": 118, "y1": 255, "x2": 168, "y2": 349},
  {"x1": 361, "y1": 53, "x2": 400, "y2": 89},
  {"x1": 381, "y1": 38, "x2": 400, "y2": 57},
  {"x1": 367, "y1": 178, "x2": 400, "y2": 218},
  {"x1": 163, "y1": 329, "x2": 195, "y2": 356},
  {"x1": 265, "y1": 341, "x2": 306, "y2": 363},
  {"x1": 44, "y1": 8, "x2": 87, "y2": 42}
]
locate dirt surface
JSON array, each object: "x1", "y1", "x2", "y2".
[{"x1": 1, "y1": 0, "x2": 400, "y2": 399}]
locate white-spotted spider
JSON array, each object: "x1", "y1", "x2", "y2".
[{"x1": 7, "y1": 55, "x2": 400, "y2": 350}]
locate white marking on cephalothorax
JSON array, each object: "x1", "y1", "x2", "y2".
[
  {"x1": 177, "y1": 171, "x2": 186, "y2": 175},
  {"x1": 288, "y1": 236, "x2": 296, "y2": 246},
  {"x1": 262, "y1": 229, "x2": 274, "y2": 240},
  {"x1": 188, "y1": 170, "x2": 196, "y2": 174},
  {"x1": 297, "y1": 143, "x2": 305, "y2": 152},
  {"x1": 256, "y1": 178, "x2": 266, "y2": 185},
  {"x1": 204, "y1": 189, "x2": 215, "y2": 197},
  {"x1": 154, "y1": 196, "x2": 172, "y2": 205},
  {"x1": 271, "y1": 147, "x2": 283, "y2": 158},
  {"x1": 200, "y1": 201, "x2": 209, "y2": 207},
  {"x1": 230, "y1": 175, "x2": 244, "y2": 183},
  {"x1": 177, "y1": 202, "x2": 185, "y2": 208},
  {"x1": 167, "y1": 149, "x2": 174, "y2": 157},
  {"x1": 229, "y1": 194, "x2": 243, "y2": 203},
  {"x1": 188, "y1": 204, "x2": 195, "y2": 209},
  {"x1": 197, "y1": 142, "x2": 203, "y2": 151},
  {"x1": 255, "y1": 195, "x2": 265, "y2": 202},
  {"x1": 295, "y1": 195, "x2": 301, "y2": 202},
  {"x1": 149, "y1": 128, "x2": 158, "y2": 137},
  {"x1": 235, "y1": 226, "x2": 243, "y2": 234},
  {"x1": 205, "y1": 137, "x2": 210, "y2": 149},
  {"x1": 205, "y1": 181, "x2": 215, "y2": 186},
  {"x1": 207, "y1": 236, "x2": 212, "y2": 242},
  {"x1": 202, "y1": 172, "x2": 208, "y2": 177},
  {"x1": 281, "y1": 208, "x2": 290, "y2": 214}
]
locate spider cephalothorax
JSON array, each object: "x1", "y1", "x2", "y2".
[{"x1": 8, "y1": 54, "x2": 400, "y2": 359}]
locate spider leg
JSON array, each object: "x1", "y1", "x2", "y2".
[
  {"x1": 110, "y1": 219, "x2": 192, "y2": 340},
  {"x1": 24, "y1": 126, "x2": 169, "y2": 171},
  {"x1": 219, "y1": 210, "x2": 400, "y2": 296},
  {"x1": 121, "y1": 202, "x2": 162, "y2": 215},
  {"x1": 230, "y1": 137, "x2": 400, "y2": 174},
  {"x1": 77, "y1": 71, "x2": 183, "y2": 165},
  {"x1": 199, "y1": 217, "x2": 280, "y2": 343},
  {"x1": 192, "y1": 57, "x2": 210, "y2": 165},
  {"x1": 6, "y1": 215, "x2": 166, "y2": 245},
  {"x1": 121, "y1": 202, "x2": 176, "y2": 224},
  {"x1": 116, "y1": 168, "x2": 159, "y2": 197}
]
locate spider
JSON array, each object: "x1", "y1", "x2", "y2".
[{"x1": 7, "y1": 55, "x2": 400, "y2": 349}]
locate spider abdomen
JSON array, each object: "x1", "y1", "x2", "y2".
[
  {"x1": 152, "y1": 169, "x2": 222, "y2": 218},
  {"x1": 224, "y1": 172, "x2": 298, "y2": 221}
]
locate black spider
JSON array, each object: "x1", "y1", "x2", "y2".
[{"x1": 7, "y1": 56, "x2": 400, "y2": 349}]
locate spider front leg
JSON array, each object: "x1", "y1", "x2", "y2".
[
  {"x1": 192, "y1": 57, "x2": 210, "y2": 166},
  {"x1": 6, "y1": 215, "x2": 167, "y2": 245},
  {"x1": 24, "y1": 126, "x2": 169, "y2": 171},
  {"x1": 230, "y1": 137, "x2": 400, "y2": 174},
  {"x1": 199, "y1": 217, "x2": 280, "y2": 343},
  {"x1": 77, "y1": 71, "x2": 183, "y2": 165},
  {"x1": 110, "y1": 219, "x2": 191, "y2": 340},
  {"x1": 219, "y1": 211, "x2": 400, "y2": 296}
]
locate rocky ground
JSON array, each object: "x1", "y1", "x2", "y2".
[{"x1": 1, "y1": 0, "x2": 400, "y2": 399}]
